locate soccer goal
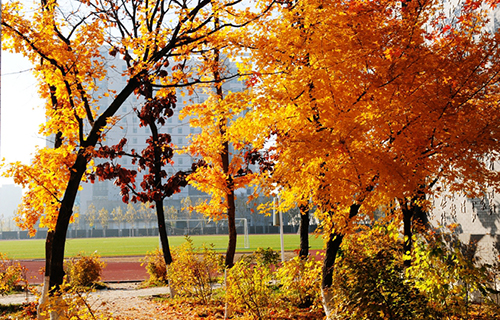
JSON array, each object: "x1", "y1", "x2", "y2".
[{"x1": 165, "y1": 218, "x2": 250, "y2": 248}]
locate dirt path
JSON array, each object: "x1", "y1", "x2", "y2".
[
  {"x1": 0, "y1": 283, "x2": 168, "y2": 305},
  {"x1": 0, "y1": 283, "x2": 172, "y2": 320}
]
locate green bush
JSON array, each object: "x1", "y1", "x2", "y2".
[
  {"x1": 64, "y1": 252, "x2": 106, "y2": 289},
  {"x1": 254, "y1": 247, "x2": 280, "y2": 266}
]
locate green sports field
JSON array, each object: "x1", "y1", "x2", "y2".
[{"x1": 0, "y1": 234, "x2": 325, "y2": 260}]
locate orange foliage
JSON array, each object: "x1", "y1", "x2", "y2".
[
  {"x1": 0, "y1": 0, "x2": 270, "y2": 236},
  {"x1": 231, "y1": 0, "x2": 500, "y2": 232}
]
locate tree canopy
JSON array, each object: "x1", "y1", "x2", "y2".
[{"x1": 232, "y1": 0, "x2": 500, "y2": 231}]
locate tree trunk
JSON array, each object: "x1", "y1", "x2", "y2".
[
  {"x1": 321, "y1": 230, "x2": 345, "y2": 319},
  {"x1": 299, "y1": 204, "x2": 310, "y2": 259},
  {"x1": 156, "y1": 200, "x2": 173, "y2": 265},
  {"x1": 37, "y1": 230, "x2": 54, "y2": 319},
  {"x1": 321, "y1": 204, "x2": 360, "y2": 318},
  {"x1": 402, "y1": 203, "x2": 413, "y2": 269},
  {"x1": 225, "y1": 188, "x2": 237, "y2": 268},
  {"x1": 212, "y1": 38, "x2": 237, "y2": 268},
  {"x1": 38, "y1": 128, "x2": 61, "y2": 319},
  {"x1": 46, "y1": 77, "x2": 140, "y2": 294},
  {"x1": 48, "y1": 154, "x2": 89, "y2": 293},
  {"x1": 401, "y1": 190, "x2": 428, "y2": 268}
]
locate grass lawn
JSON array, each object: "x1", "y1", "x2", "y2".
[{"x1": 0, "y1": 234, "x2": 324, "y2": 260}]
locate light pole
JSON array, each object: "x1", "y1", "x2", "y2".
[{"x1": 273, "y1": 196, "x2": 285, "y2": 262}]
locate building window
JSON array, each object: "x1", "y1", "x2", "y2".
[
  {"x1": 133, "y1": 138, "x2": 137, "y2": 144},
  {"x1": 168, "y1": 118, "x2": 172, "y2": 123},
  {"x1": 178, "y1": 158, "x2": 183, "y2": 164},
  {"x1": 190, "y1": 128, "x2": 196, "y2": 134},
  {"x1": 132, "y1": 117, "x2": 137, "y2": 123},
  {"x1": 168, "y1": 128, "x2": 173, "y2": 133},
  {"x1": 178, "y1": 137, "x2": 182, "y2": 145},
  {"x1": 133, "y1": 128, "x2": 137, "y2": 133},
  {"x1": 178, "y1": 128, "x2": 182, "y2": 134}
]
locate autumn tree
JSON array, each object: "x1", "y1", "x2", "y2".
[
  {"x1": 164, "y1": 205, "x2": 179, "y2": 221},
  {"x1": 2, "y1": 1, "x2": 271, "y2": 304},
  {"x1": 111, "y1": 206, "x2": 126, "y2": 237},
  {"x1": 125, "y1": 203, "x2": 137, "y2": 237},
  {"x1": 179, "y1": 6, "x2": 276, "y2": 267},
  {"x1": 232, "y1": 0, "x2": 500, "y2": 315},
  {"x1": 91, "y1": 91, "x2": 193, "y2": 264},
  {"x1": 98, "y1": 207, "x2": 110, "y2": 237},
  {"x1": 85, "y1": 204, "x2": 97, "y2": 238},
  {"x1": 180, "y1": 51, "x2": 256, "y2": 267},
  {"x1": 140, "y1": 202, "x2": 155, "y2": 236}
]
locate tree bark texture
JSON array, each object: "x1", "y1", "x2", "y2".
[
  {"x1": 156, "y1": 200, "x2": 173, "y2": 265},
  {"x1": 401, "y1": 189, "x2": 427, "y2": 268},
  {"x1": 321, "y1": 204, "x2": 360, "y2": 319},
  {"x1": 299, "y1": 204, "x2": 310, "y2": 259},
  {"x1": 48, "y1": 77, "x2": 140, "y2": 292}
]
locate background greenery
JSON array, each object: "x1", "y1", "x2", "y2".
[{"x1": 0, "y1": 234, "x2": 324, "y2": 259}]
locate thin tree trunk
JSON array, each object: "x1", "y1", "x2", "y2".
[
  {"x1": 47, "y1": 76, "x2": 140, "y2": 294},
  {"x1": 37, "y1": 230, "x2": 54, "y2": 319},
  {"x1": 402, "y1": 203, "x2": 413, "y2": 269},
  {"x1": 225, "y1": 187, "x2": 237, "y2": 268},
  {"x1": 211, "y1": 32, "x2": 237, "y2": 268},
  {"x1": 48, "y1": 155, "x2": 88, "y2": 292},
  {"x1": 299, "y1": 204, "x2": 310, "y2": 259},
  {"x1": 401, "y1": 190, "x2": 428, "y2": 269},
  {"x1": 321, "y1": 204, "x2": 360, "y2": 318},
  {"x1": 156, "y1": 200, "x2": 173, "y2": 265}
]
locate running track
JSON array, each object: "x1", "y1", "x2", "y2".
[
  {"x1": 19, "y1": 258, "x2": 148, "y2": 284},
  {"x1": 18, "y1": 250, "x2": 323, "y2": 285}
]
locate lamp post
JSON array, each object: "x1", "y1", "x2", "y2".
[{"x1": 273, "y1": 196, "x2": 285, "y2": 262}]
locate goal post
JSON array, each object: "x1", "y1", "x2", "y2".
[{"x1": 164, "y1": 218, "x2": 250, "y2": 249}]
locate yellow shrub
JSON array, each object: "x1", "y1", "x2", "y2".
[
  {"x1": 65, "y1": 252, "x2": 106, "y2": 289},
  {"x1": 40, "y1": 282, "x2": 112, "y2": 320},
  {"x1": 0, "y1": 253, "x2": 27, "y2": 295},
  {"x1": 277, "y1": 256, "x2": 322, "y2": 309},
  {"x1": 142, "y1": 247, "x2": 168, "y2": 286},
  {"x1": 168, "y1": 237, "x2": 223, "y2": 303},
  {"x1": 226, "y1": 255, "x2": 276, "y2": 319}
]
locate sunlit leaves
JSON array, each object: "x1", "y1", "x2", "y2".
[
  {"x1": 1, "y1": 145, "x2": 77, "y2": 235},
  {"x1": 231, "y1": 0, "x2": 500, "y2": 232}
]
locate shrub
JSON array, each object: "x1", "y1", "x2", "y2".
[
  {"x1": 65, "y1": 252, "x2": 106, "y2": 289},
  {"x1": 407, "y1": 227, "x2": 500, "y2": 318},
  {"x1": 168, "y1": 237, "x2": 223, "y2": 303},
  {"x1": 330, "y1": 223, "x2": 437, "y2": 320},
  {"x1": 142, "y1": 247, "x2": 168, "y2": 286},
  {"x1": 40, "y1": 282, "x2": 112, "y2": 320},
  {"x1": 254, "y1": 247, "x2": 280, "y2": 266},
  {"x1": 226, "y1": 252, "x2": 277, "y2": 319},
  {"x1": 276, "y1": 255, "x2": 322, "y2": 309},
  {"x1": 0, "y1": 253, "x2": 27, "y2": 295}
]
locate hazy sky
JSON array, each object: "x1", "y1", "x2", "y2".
[{"x1": 1, "y1": 51, "x2": 46, "y2": 187}]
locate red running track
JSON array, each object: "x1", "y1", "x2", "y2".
[
  {"x1": 17, "y1": 250, "x2": 324, "y2": 285},
  {"x1": 18, "y1": 259, "x2": 148, "y2": 285}
]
